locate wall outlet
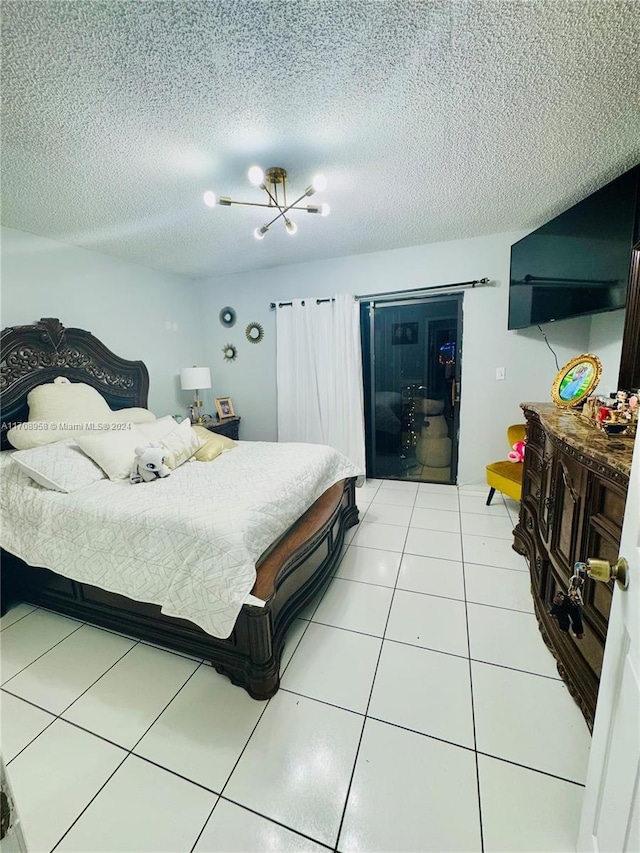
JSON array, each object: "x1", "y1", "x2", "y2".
[{"x1": 495, "y1": 367, "x2": 506, "y2": 381}]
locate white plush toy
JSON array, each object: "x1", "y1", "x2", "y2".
[{"x1": 130, "y1": 444, "x2": 171, "y2": 484}]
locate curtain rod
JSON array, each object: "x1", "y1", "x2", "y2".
[
  {"x1": 270, "y1": 277, "x2": 490, "y2": 309},
  {"x1": 356, "y1": 277, "x2": 490, "y2": 301}
]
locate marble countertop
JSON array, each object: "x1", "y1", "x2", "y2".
[{"x1": 521, "y1": 402, "x2": 634, "y2": 480}]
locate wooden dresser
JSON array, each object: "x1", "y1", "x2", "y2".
[{"x1": 514, "y1": 403, "x2": 632, "y2": 730}]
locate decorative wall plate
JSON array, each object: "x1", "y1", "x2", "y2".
[
  {"x1": 246, "y1": 322, "x2": 264, "y2": 344},
  {"x1": 219, "y1": 307, "x2": 236, "y2": 327},
  {"x1": 222, "y1": 343, "x2": 237, "y2": 362}
]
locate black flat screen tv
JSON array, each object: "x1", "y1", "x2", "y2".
[{"x1": 508, "y1": 165, "x2": 639, "y2": 330}]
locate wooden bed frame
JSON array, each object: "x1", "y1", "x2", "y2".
[{"x1": 0, "y1": 318, "x2": 359, "y2": 699}]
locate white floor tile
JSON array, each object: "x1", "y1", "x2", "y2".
[
  {"x1": 355, "y1": 498, "x2": 371, "y2": 516},
  {"x1": 467, "y1": 603, "x2": 558, "y2": 678},
  {"x1": 370, "y1": 490, "x2": 416, "y2": 507},
  {"x1": 7, "y1": 718, "x2": 125, "y2": 853},
  {"x1": 338, "y1": 718, "x2": 481, "y2": 852},
  {"x1": 414, "y1": 490, "x2": 459, "y2": 511},
  {"x1": 0, "y1": 603, "x2": 36, "y2": 631},
  {"x1": 344, "y1": 524, "x2": 358, "y2": 544},
  {"x1": 462, "y1": 533, "x2": 527, "y2": 571},
  {"x1": 351, "y1": 521, "x2": 408, "y2": 551},
  {"x1": 63, "y1": 642, "x2": 199, "y2": 749},
  {"x1": 410, "y1": 506, "x2": 461, "y2": 532},
  {"x1": 135, "y1": 664, "x2": 266, "y2": 792},
  {"x1": 0, "y1": 609, "x2": 82, "y2": 684},
  {"x1": 478, "y1": 754, "x2": 584, "y2": 852},
  {"x1": 503, "y1": 497, "x2": 521, "y2": 516},
  {"x1": 312, "y1": 578, "x2": 393, "y2": 637},
  {"x1": 369, "y1": 641, "x2": 474, "y2": 748},
  {"x1": 418, "y1": 482, "x2": 459, "y2": 494},
  {"x1": 459, "y1": 494, "x2": 509, "y2": 516},
  {"x1": 404, "y1": 527, "x2": 462, "y2": 562},
  {"x1": 0, "y1": 691, "x2": 54, "y2": 762},
  {"x1": 281, "y1": 622, "x2": 381, "y2": 713},
  {"x1": 460, "y1": 511, "x2": 515, "y2": 540},
  {"x1": 194, "y1": 798, "x2": 327, "y2": 852},
  {"x1": 56, "y1": 754, "x2": 216, "y2": 852},
  {"x1": 335, "y1": 545, "x2": 401, "y2": 587},
  {"x1": 4, "y1": 625, "x2": 135, "y2": 715},
  {"x1": 225, "y1": 690, "x2": 363, "y2": 848},
  {"x1": 356, "y1": 485, "x2": 380, "y2": 502},
  {"x1": 396, "y1": 554, "x2": 465, "y2": 600},
  {"x1": 378, "y1": 480, "x2": 418, "y2": 493},
  {"x1": 385, "y1": 590, "x2": 469, "y2": 657},
  {"x1": 464, "y1": 563, "x2": 534, "y2": 613},
  {"x1": 457, "y1": 483, "x2": 490, "y2": 495},
  {"x1": 361, "y1": 502, "x2": 412, "y2": 526},
  {"x1": 472, "y1": 661, "x2": 591, "y2": 783},
  {"x1": 280, "y1": 618, "x2": 310, "y2": 671}
]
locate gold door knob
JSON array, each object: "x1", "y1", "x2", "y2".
[{"x1": 586, "y1": 557, "x2": 629, "y2": 590}]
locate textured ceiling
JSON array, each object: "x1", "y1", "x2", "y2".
[{"x1": 2, "y1": 0, "x2": 639, "y2": 279}]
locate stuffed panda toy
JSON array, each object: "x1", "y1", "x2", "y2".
[{"x1": 130, "y1": 444, "x2": 171, "y2": 484}]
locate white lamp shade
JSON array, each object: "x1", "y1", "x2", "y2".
[{"x1": 180, "y1": 367, "x2": 211, "y2": 391}]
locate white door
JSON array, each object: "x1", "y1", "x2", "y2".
[{"x1": 578, "y1": 425, "x2": 640, "y2": 852}]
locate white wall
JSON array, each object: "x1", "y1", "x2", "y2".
[
  {"x1": 194, "y1": 231, "x2": 619, "y2": 484},
  {"x1": 588, "y1": 310, "x2": 625, "y2": 396},
  {"x1": 1, "y1": 227, "x2": 205, "y2": 417}
]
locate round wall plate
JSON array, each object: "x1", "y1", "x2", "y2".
[
  {"x1": 219, "y1": 307, "x2": 236, "y2": 327},
  {"x1": 246, "y1": 322, "x2": 264, "y2": 344},
  {"x1": 222, "y1": 343, "x2": 237, "y2": 362}
]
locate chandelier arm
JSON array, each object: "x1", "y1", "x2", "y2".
[{"x1": 223, "y1": 199, "x2": 284, "y2": 209}]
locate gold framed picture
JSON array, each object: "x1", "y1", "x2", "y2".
[
  {"x1": 214, "y1": 397, "x2": 235, "y2": 419},
  {"x1": 551, "y1": 354, "x2": 602, "y2": 408}
]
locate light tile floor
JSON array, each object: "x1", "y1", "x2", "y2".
[{"x1": 0, "y1": 481, "x2": 590, "y2": 852}]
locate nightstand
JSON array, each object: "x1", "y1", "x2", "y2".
[{"x1": 200, "y1": 416, "x2": 241, "y2": 440}]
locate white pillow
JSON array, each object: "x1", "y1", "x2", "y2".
[
  {"x1": 27, "y1": 377, "x2": 112, "y2": 422},
  {"x1": 76, "y1": 428, "x2": 146, "y2": 481},
  {"x1": 12, "y1": 442, "x2": 106, "y2": 493},
  {"x1": 137, "y1": 416, "x2": 179, "y2": 443},
  {"x1": 159, "y1": 419, "x2": 204, "y2": 470},
  {"x1": 109, "y1": 408, "x2": 157, "y2": 424},
  {"x1": 7, "y1": 421, "x2": 98, "y2": 451}
]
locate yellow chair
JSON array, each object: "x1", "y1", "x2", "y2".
[{"x1": 486, "y1": 424, "x2": 527, "y2": 505}]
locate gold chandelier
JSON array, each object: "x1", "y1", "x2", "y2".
[{"x1": 203, "y1": 166, "x2": 330, "y2": 240}]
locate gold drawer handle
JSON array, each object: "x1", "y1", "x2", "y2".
[{"x1": 586, "y1": 557, "x2": 629, "y2": 590}]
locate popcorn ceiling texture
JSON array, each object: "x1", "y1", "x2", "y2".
[{"x1": 2, "y1": 0, "x2": 639, "y2": 279}]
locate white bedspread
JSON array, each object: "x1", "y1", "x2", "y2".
[{"x1": 0, "y1": 442, "x2": 359, "y2": 639}]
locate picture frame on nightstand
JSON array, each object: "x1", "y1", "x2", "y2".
[{"x1": 214, "y1": 396, "x2": 235, "y2": 419}]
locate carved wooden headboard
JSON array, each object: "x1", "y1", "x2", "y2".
[{"x1": 1, "y1": 318, "x2": 149, "y2": 450}]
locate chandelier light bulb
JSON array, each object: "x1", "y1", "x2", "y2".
[
  {"x1": 203, "y1": 191, "x2": 217, "y2": 207},
  {"x1": 285, "y1": 218, "x2": 298, "y2": 235},
  {"x1": 319, "y1": 203, "x2": 331, "y2": 217},
  {"x1": 311, "y1": 174, "x2": 327, "y2": 193},
  {"x1": 248, "y1": 166, "x2": 265, "y2": 186},
  {"x1": 253, "y1": 225, "x2": 268, "y2": 240}
]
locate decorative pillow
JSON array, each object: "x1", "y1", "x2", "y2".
[
  {"x1": 137, "y1": 416, "x2": 179, "y2": 443},
  {"x1": 7, "y1": 421, "x2": 98, "y2": 451},
  {"x1": 76, "y1": 428, "x2": 146, "y2": 481},
  {"x1": 192, "y1": 426, "x2": 238, "y2": 461},
  {"x1": 159, "y1": 418, "x2": 204, "y2": 470},
  {"x1": 27, "y1": 377, "x2": 112, "y2": 422},
  {"x1": 109, "y1": 407, "x2": 157, "y2": 424},
  {"x1": 12, "y1": 442, "x2": 106, "y2": 493}
]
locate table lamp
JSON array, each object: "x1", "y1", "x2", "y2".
[{"x1": 180, "y1": 366, "x2": 211, "y2": 424}]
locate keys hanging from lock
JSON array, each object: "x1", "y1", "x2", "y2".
[{"x1": 568, "y1": 561, "x2": 586, "y2": 605}]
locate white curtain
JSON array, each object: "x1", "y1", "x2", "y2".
[{"x1": 276, "y1": 293, "x2": 366, "y2": 474}]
